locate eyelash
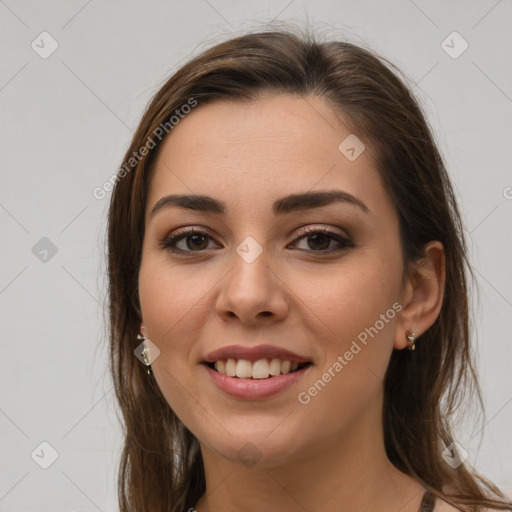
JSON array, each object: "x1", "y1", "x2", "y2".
[{"x1": 159, "y1": 226, "x2": 354, "y2": 255}]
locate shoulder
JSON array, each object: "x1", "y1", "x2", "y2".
[
  {"x1": 435, "y1": 499, "x2": 501, "y2": 512},
  {"x1": 433, "y1": 499, "x2": 460, "y2": 511},
  {"x1": 434, "y1": 484, "x2": 509, "y2": 512}
]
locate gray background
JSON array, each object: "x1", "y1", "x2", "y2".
[{"x1": 1, "y1": 0, "x2": 511, "y2": 510}]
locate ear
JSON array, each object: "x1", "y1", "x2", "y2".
[{"x1": 394, "y1": 241, "x2": 446, "y2": 350}]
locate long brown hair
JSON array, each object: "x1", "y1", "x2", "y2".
[{"x1": 106, "y1": 26, "x2": 512, "y2": 511}]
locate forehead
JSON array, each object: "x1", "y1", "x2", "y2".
[
  {"x1": 155, "y1": 94, "x2": 354, "y2": 168},
  {"x1": 146, "y1": 94, "x2": 389, "y2": 220}
]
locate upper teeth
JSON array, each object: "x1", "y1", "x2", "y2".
[{"x1": 214, "y1": 358, "x2": 301, "y2": 379}]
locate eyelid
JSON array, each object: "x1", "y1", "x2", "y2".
[
  {"x1": 165, "y1": 225, "x2": 215, "y2": 239},
  {"x1": 292, "y1": 224, "x2": 350, "y2": 240},
  {"x1": 164, "y1": 224, "x2": 350, "y2": 241}
]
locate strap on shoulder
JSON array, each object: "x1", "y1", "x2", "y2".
[{"x1": 419, "y1": 490, "x2": 436, "y2": 512}]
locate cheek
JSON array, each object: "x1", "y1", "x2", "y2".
[
  {"x1": 293, "y1": 254, "x2": 401, "y2": 344},
  {"x1": 291, "y1": 255, "x2": 401, "y2": 411},
  {"x1": 137, "y1": 257, "x2": 209, "y2": 424},
  {"x1": 138, "y1": 254, "x2": 210, "y2": 333},
  {"x1": 137, "y1": 254, "x2": 220, "y2": 381},
  {"x1": 138, "y1": 257, "x2": 184, "y2": 367},
  {"x1": 293, "y1": 289, "x2": 398, "y2": 452}
]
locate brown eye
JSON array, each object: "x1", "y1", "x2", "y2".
[
  {"x1": 184, "y1": 234, "x2": 209, "y2": 251},
  {"x1": 304, "y1": 233, "x2": 332, "y2": 251},
  {"x1": 160, "y1": 228, "x2": 219, "y2": 253},
  {"x1": 291, "y1": 227, "x2": 354, "y2": 253}
]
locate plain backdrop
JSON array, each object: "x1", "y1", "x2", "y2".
[{"x1": 1, "y1": 1, "x2": 511, "y2": 510}]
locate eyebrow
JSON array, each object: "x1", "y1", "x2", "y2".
[{"x1": 150, "y1": 190, "x2": 371, "y2": 219}]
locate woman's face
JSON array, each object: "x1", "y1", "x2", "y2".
[{"x1": 138, "y1": 94, "x2": 406, "y2": 467}]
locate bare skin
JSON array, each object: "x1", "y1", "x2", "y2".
[{"x1": 138, "y1": 94, "x2": 446, "y2": 512}]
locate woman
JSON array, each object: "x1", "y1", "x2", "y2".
[{"x1": 106, "y1": 27, "x2": 512, "y2": 512}]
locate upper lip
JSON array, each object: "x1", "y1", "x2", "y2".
[{"x1": 203, "y1": 344, "x2": 311, "y2": 363}]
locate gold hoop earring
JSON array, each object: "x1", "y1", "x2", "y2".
[{"x1": 406, "y1": 330, "x2": 417, "y2": 351}]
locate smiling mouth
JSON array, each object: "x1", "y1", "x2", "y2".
[{"x1": 204, "y1": 358, "x2": 312, "y2": 380}]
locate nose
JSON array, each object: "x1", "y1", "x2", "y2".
[{"x1": 215, "y1": 243, "x2": 290, "y2": 326}]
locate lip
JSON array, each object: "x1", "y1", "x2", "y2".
[
  {"x1": 203, "y1": 344, "x2": 311, "y2": 364},
  {"x1": 203, "y1": 363, "x2": 312, "y2": 399}
]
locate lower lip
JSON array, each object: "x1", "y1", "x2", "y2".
[{"x1": 203, "y1": 364, "x2": 311, "y2": 399}]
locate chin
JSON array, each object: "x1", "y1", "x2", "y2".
[{"x1": 197, "y1": 422, "x2": 308, "y2": 469}]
